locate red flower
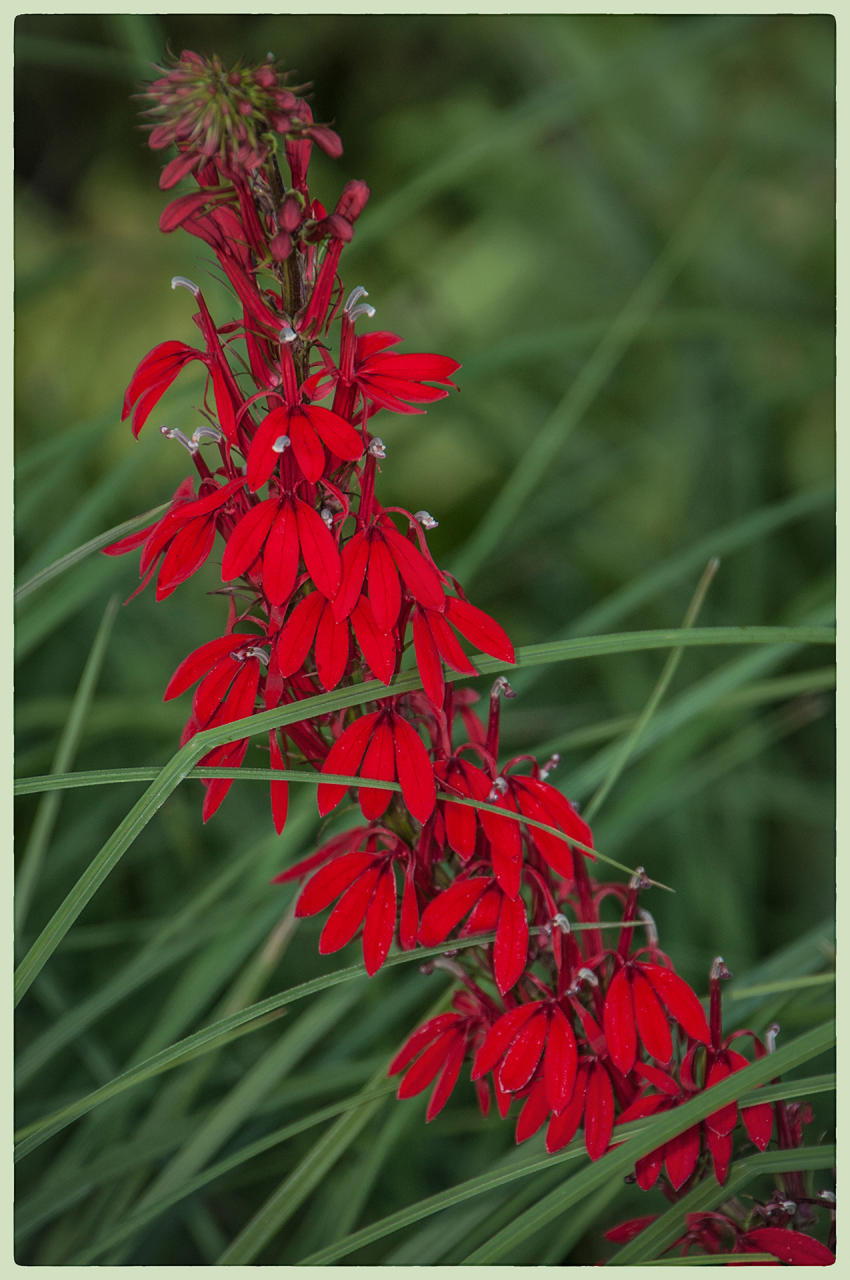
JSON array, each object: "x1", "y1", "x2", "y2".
[
  {"x1": 317, "y1": 705, "x2": 437, "y2": 824},
  {"x1": 308, "y1": 324, "x2": 461, "y2": 417},
  {"x1": 122, "y1": 339, "x2": 205, "y2": 437},
  {"x1": 246, "y1": 399, "x2": 364, "y2": 489},
  {"x1": 418, "y1": 873, "x2": 530, "y2": 995},
  {"x1": 332, "y1": 511, "x2": 447, "y2": 631},
  {"x1": 602, "y1": 959, "x2": 711, "y2": 1076},
  {"x1": 164, "y1": 633, "x2": 266, "y2": 820},
  {"x1": 221, "y1": 493, "x2": 341, "y2": 605},
  {"x1": 293, "y1": 847, "x2": 404, "y2": 975},
  {"x1": 105, "y1": 475, "x2": 246, "y2": 601},
  {"x1": 736, "y1": 1227, "x2": 834, "y2": 1265},
  {"x1": 471, "y1": 1000, "x2": 578, "y2": 1115},
  {"x1": 412, "y1": 597, "x2": 515, "y2": 707},
  {"x1": 388, "y1": 990, "x2": 491, "y2": 1122}
]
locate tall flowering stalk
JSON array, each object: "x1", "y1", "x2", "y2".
[{"x1": 108, "y1": 50, "x2": 834, "y2": 1262}]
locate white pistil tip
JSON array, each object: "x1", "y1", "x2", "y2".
[
  {"x1": 576, "y1": 967, "x2": 599, "y2": 989},
  {"x1": 279, "y1": 324, "x2": 298, "y2": 344},
  {"x1": 490, "y1": 676, "x2": 516, "y2": 700},
  {"x1": 414, "y1": 510, "x2": 438, "y2": 529},
  {"x1": 171, "y1": 275, "x2": 200, "y2": 296},
  {"x1": 637, "y1": 907, "x2": 658, "y2": 947},
  {"x1": 191, "y1": 426, "x2": 224, "y2": 445},
  {"x1": 540, "y1": 752, "x2": 560, "y2": 780},
  {"x1": 344, "y1": 285, "x2": 369, "y2": 312},
  {"x1": 160, "y1": 425, "x2": 197, "y2": 454},
  {"x1": 765, "y1": 1023, "x2": 780, "y2": 1054},
  {"x1": 487, "y1": 777, "x2": 508, "y2": 802},
  {"x1": 368, "y1": 437, "x2": 386, "y2": 459},
  {"x1": 320, "y1": 506, "x2": 334, "y2": 528},
  {"x1": 272, "y1": 434, "x2": 291, "y2": 453},
  {"x1": 552, "y1": 913, "x2": 571, "y2": 934}
]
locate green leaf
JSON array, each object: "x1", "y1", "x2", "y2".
[{"x1": 292, "y1": 1019, "x2": 834, "y2": 1265}]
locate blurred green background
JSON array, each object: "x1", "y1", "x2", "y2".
[{"x1": 15, "y1": 12, "x2": 834, "y2": 1266}]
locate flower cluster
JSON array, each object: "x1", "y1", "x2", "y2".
[{"x1": 110, "y1": 50, "x2": 832, "y2": 1262}]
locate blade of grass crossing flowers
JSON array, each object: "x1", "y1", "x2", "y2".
[
  {"x1": 584, "y1": 557, "x2": 719, "y2": 824},
  {"x1": 450, "y1": 161, "x2": 734, "y2": 586},
  {"x1": 15, "y1": 596, "x2": 119, "y2": 933},
  {"x1": 608, "y1": 1145, "x2": 837, "y2": 1265},
  {"x1": 294, "y1": 1020, "x2": 833, "y2": 1265},
  {"x1": 14, "y1": 624, "x2": 834, "y2": 1007}
]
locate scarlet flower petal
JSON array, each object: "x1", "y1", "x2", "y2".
[
  {"x1": 397, "y1": 1031, "x2": 458, "y2": 1099},
  {"x1": 399, "y1": 860, "x2": 419, "y2": 950},
  {"x1": 262, "y1": 502, "x2": 300, "y2": 606},
  {"x1": 362, "y1": 863, "x2": 397, "y2": 975},
  {"x1": 632, "y1": 969, "x2": 673, "y2": 1066},
  {"x1": 221, "y1": 498, "x2": 278, "y2": 581},
  {"x1": 741, "y1": 1100, "x2": 774, "y2": 1151},
  {"x1": 546, "y1": 1064, "x2": 588, "y2": 1154},
  {"x1": 664, "y1": 1123, "x2": 702, "y2": 1191},
  {"x1": 388, "y1": 1013, "x2": 462, "y2": 1076},
  {"x1": 317, "y1": 711, "x2": 379, "y2": 815},
  {"x1": 294, "y1": 499, "x2": 341, "y2": 598},
  {"x1": 286, "y1": 405, "x2": 326, "y2": 482},
  {"x1": 357, "y1": 716, "x2": 396, "y2": 819},
  {"x1": 295, "y1": 851, "x2": 378, "y2": 917},
  {"x1": 493, "y1": 891, "x2": 529, "y2": 995},
  {"x1": 740, "y1": 1228, "x2": 835, "y2": 1266},
  {"x1": 155, "y1": 516, "x2": 216, "y2": 599},
  {"x1": 318, "y1": 865, "x2": 381, "y2": 954},
  {"x1": 472, "y1": 1003, "x2": 542, "y2": 1080},
  {"x1": 333, "y1": 532, "x2": 369, "y2": 621},
  {"x1": 367, "y1": 537, "x2": 401, "y2": 631},
  {"x1": 246, "y1": 405, "x2": 291, "y2": 491},
  {"x1": 516, "y1": 1076, "x2": 551, "y2": 1144},
  {"x1": 303, "y1": 403, "x2": 364, "y2": 463},
  {"x1": 642, "y1": 964, "x2": 710, "y2": 1045},
  {"x1": 445, "y1": 596, "x2": 515, "y2": 664},
  {"x1": 426, "y1": 1034, "x2": 467, "y2": 1121},
  {"x1": 584, "y1": 1061, "x2": 615, "y2": 1160},
  {"x1": 544, "y1": 1005, "x2": 578, "y2": 1112},
  {"x1": 314, "y1": 600, "x2": 349, "y2": 690},
  {"x1": 497, "y1": 1011, "x2": 546, "y2": 1093},
  {"x1": 380, "y1": 524, "x2": 445, "y2": 611},
  {"x1": 412, "y1": 608, "x2": 445, "y2": 707},
  {"x1": 274, "y1": 593, "x2": 323, "y2": 678},
  {"x1": 392, "y1": 714, "x2": 437, "y2": 823},
  {"x1": 268, "y1": 731, "x2": 289, "y2": 836},
  {"x1": 418, "y1": 878, "x2": 490, "y2": 946},
  {"x1": 164, "y1": 635, "x2": 246, "y2": 701},
  {"x1": 351, "y1": 597, "x2": 396, "y2": 683}
]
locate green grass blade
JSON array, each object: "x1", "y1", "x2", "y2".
[
  {"x1": 15, "y1": 596, "x2": 119, "y2": 933},
  {"x1": 450, "y1": 163, "x2": 732, "y2": 586},
  {"x1": 608, "y1": 1144, "x2": 837, "y2": 1265},
  {"x1": 294, "y1": 1019, "x2": 833, "y2": 1265},
  {"x1": 14, "y1": 623, "x2": 834, "y2": 1007},
  {"x1": 584, "y1": 557, "x2": 718, "y2": 823},
  {"x1": 15, "y1": 504, "x2": 168, "y2": 605}
]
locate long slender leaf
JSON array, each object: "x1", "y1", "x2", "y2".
[
  {"x1": 293, "y1": 1019, "x2": 833, "y2": 1265},
  {"x1": 15, "y1": 597, "x2": 119, "y2": 932},
  {"x1": 14, "y1": 624, "x2": 834, "y2": 1006}
]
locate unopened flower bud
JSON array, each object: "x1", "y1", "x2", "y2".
[{"x1": 335, "y1": 179, "x2": 369, "y2": 222}]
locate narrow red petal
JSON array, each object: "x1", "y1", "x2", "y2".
[
  {"x1": 584, "y1": 1061, "x2": 615, "y2": 1161},
  {"x1": 273, "y1": 593, "x2": 323, "y2": 678},
  {"x1": 493, "y1": 892, "x2": 529, "y2": 996},
  {"x1": 425, "y1": 1033, "x2": 466, "y2": 1121},
  {"x1": 262, "y1": 502, "x2": 299, "y2": 606},
  {"x1": 392, "y1": 714, "x2": 437, "y2": 823},
  {"x1": 362, "y1": 864, "x2": 397, "y2": 975},
  {"x1": 471, "y1": 1003, "x2": 542, "y2": 1080},
  {"x1": 294, "y1": 498, "x2": 341, "y2": 599},
  {"x1": 418, "y1": 878, "x2": 489, "y2": 946},
  {"x1": 318, "y1": 866, "x2": 380, "y2": 954},
  {"x1": 445, "y1": 596, "x2": 515, "y2": 663},
  {"x1": 357, "y1": 717, "x2": 396, "y2": 820},
  {"x1": 317, "y1": 712, "x2": 379, "y2": 815},
  {"x1": 388, "y1": 1013, "x2": 462, "y2": 1076},
  {"x1": 381, "y1": 525, "x2": 445, "y2": 611},
  {"x1": 315, "y1": 600, "x2": 349, "y2": 690},
  {"x1": 497, "y1": 1011, "x2": 546, "y2": 1092},
  {"x1": 632, "y1": 969, "x2": 673, "y2": 1066},
  {"x1": 221, "y1": 499, "x2": 278, "y2": 581},
  {"x1": 295, "y1": 851, "x2": 378, "y2": 917},
  {"x1": 642, "y1": 964, "x2": 710, "y2": 1045},
  {"x1": 164, "y1": 635, "x2": 245, "y2": 701},
  {"x1": 367, "y1": 536, "x2": 401, "y2": 632},
  {"x1": 351, "y1": 597, "x2": 396, "y2": 684},
  {"x1": 544, "y1": 1005, "x2": 578, "y2": 1112}
]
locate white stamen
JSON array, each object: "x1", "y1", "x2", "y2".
[
  {"x1": 171, "y1": 275, "x2": 200, "y2": 297},
  {"x1": 539, "y1": 752, "x2": 560, "y2": 780},
  {"x1": 272, "y1": 435, "x2": 291, "y2": 453},
  {"x1": 414, "y1": 510, "x2": 438, "y2": 529},
  {"x1": 637, "y1": 907, "x2": 658, "y2": 948},
  {"x1": 490, "y1": 676, "x2": 516, "y2": 700},
  {"x1": 575, "y1": 967, "x2": 599, "y2": 989},
  {"x1": 191, "y1": 426, "x2": 224, "y2": 446},
  {"x1": 349, "y1": 302, "x2": 376, "y2": 322},
  {"x1": 279, "y1": 324, "x2": 297, "y2": 344},
  {"x1": 765, "y1": 1023, "x2": 780, "y2": 1054},
  {"x1": 552, "y1": 913, "x2": 571, "y2": 934},
  {"x1": 160, "y1": 425, "x2": 198, "y2": 455},
  {"x1": 243, "y1": 646, "x2": 269, "y2": 666},
  {"x1": 344, "y1": 285, "x2": 369, "y2": 312},
  {"x1": 320, "y1": 506, "x2": 334, "y2": 529},
  {"x1": 487, "y1": 776, "x2": 508, "y2": 802},
  {"x1": 368, "y1": 437, "x2": 386, "y2": 459}
]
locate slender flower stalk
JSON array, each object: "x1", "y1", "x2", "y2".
[{"x1": 108, "y1": 48, "x2": 834, "y2": 1262}]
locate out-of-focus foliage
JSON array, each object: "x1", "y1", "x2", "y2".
[{"x1": 15, "y1": 13, "x2": 834, "y2": 1266}]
